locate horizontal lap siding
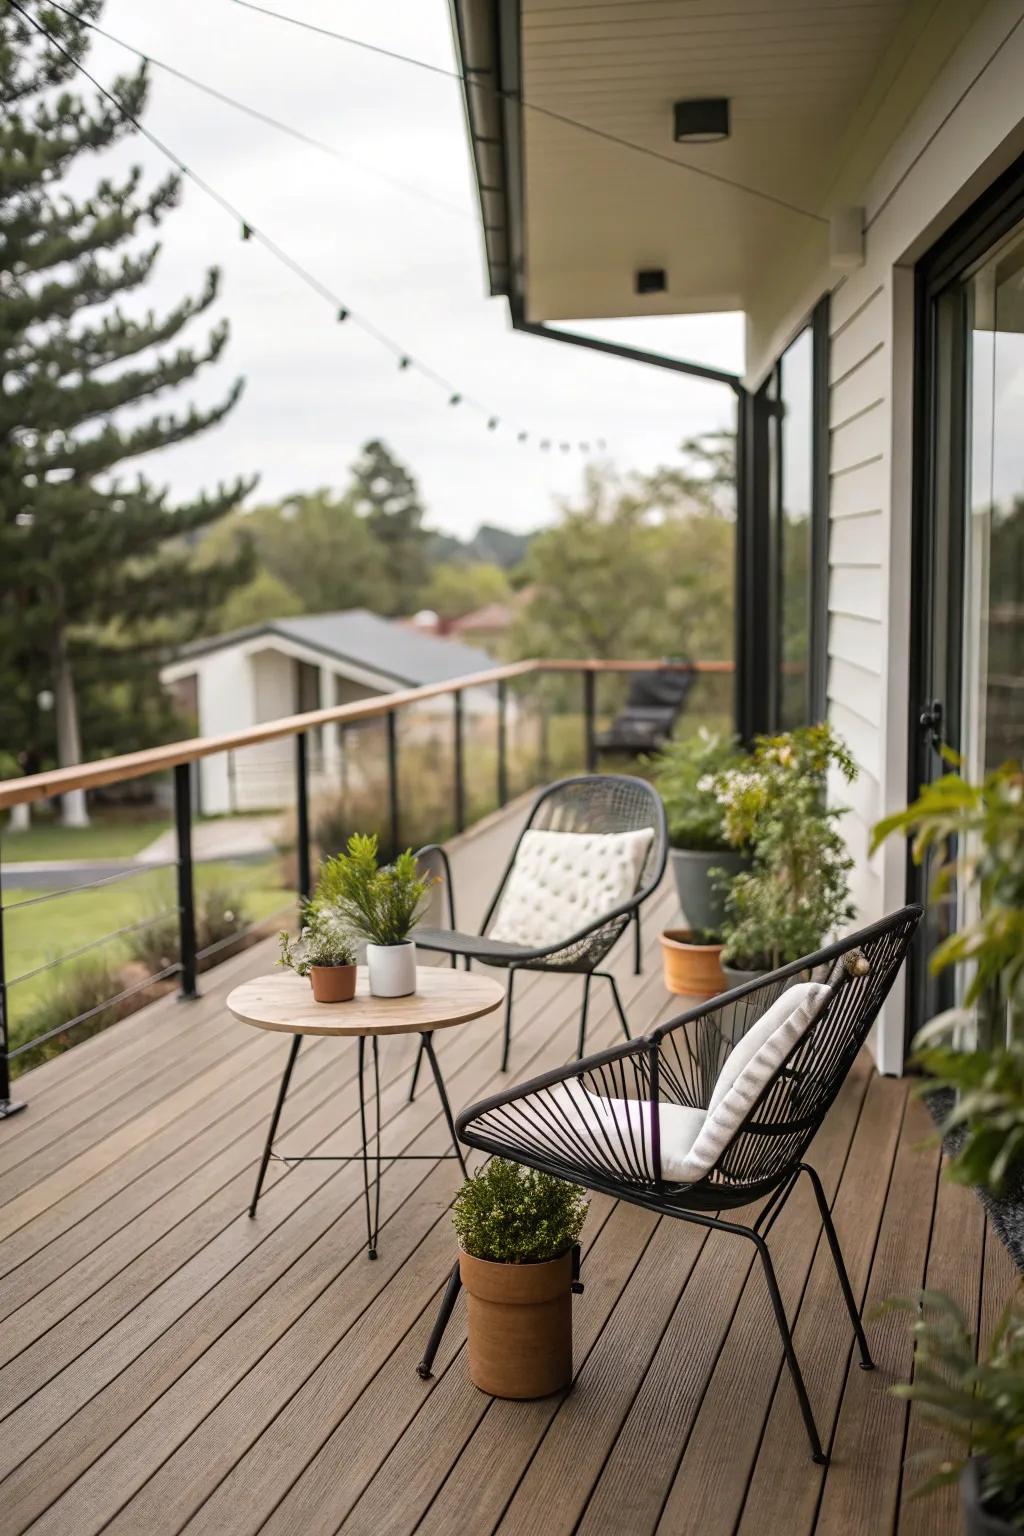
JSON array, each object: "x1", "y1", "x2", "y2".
[{"x1": 827, "y1": 279, "x2": 889, "y2": 936}]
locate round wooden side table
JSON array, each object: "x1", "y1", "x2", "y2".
[{"x1": 228, "y1": 966, "x2": 504, "y2": 1258}]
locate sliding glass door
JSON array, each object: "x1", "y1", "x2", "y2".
[{"x1": 912, "y1": 160, "x2": 1024, "y2": 1044}]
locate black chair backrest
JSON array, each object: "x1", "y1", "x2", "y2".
[
  {"x1": 624, "y1": 668, "x2": 693, "y2": 711},
  {"x1": 656, "y1": 905, "x2": 922, "y2": 1201},
  {"x1": 480, "y1": 773, "x2": 668, "y2": 964}
]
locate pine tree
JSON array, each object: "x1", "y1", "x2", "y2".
[
  {"x1": 350, "y1": 439, "x2": 429, "y2": 616},
  {"x1": 0, "y1": 1, "x2": 254, "y2": 824}
]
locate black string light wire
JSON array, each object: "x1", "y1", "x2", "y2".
[
  {"x1": 10, "y1": 0, "x2": 614, "y2": 455},
  {"x1": 231, "y1": 0, "x2": 829, "y2": 227}
]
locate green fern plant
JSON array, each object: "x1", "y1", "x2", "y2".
[{"x1": 316, "y1": 832, "x2": 433, "y2": 947}]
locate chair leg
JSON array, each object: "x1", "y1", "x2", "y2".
[
  {"x1": 596, "y1": 970, "x2": 631, "y2": 1043},
  {"x1": 751, "y1": 1229, "x2": 828, "y2": 1465},
  {"x1": 800, "y1": 1162, "x2": 874, "y2": 1370},
  {"x1": 418, "y1": 1259, "x2": 462, "y2": 1379},
  {"x1": 577, "y1": 973, "x2": 592, "y2": 1059},
  {"x1": 500, "y1": 967, "x2": 517, "y2": 1073},
  {"x1": 633, "y1": 909, "x2": 642, "y2": 975},
  {"x1": 249, "y1": 1034, "x2": 301, "y2": 1218}
]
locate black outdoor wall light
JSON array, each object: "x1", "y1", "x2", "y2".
[{"x1": 673, "y1": 97, "x2": 730, "y2": 144}]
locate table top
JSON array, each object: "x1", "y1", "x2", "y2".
[{"x1": 226, "y1": 966, "x2": 505, "y2": 1038}]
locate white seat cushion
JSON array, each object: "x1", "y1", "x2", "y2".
[
  {"x1": 536, "y1": 981, "x2": 831, "y2": 1186},
  {"x1": 488, "y1": 827, "x2": 654, "y2": 950}
]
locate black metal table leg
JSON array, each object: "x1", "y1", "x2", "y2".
[
  {"x1": 358, "y1": 1034, "x2": 383, "y2": 1258},
  {"x1": 422, "y1": 1032, "x2": 468, "y2": 1178},
  {"x1": 418, "y1": 1259, "x2": 462, "y2": 1379},
  {"x1": 249, "y1": 1034, "x2": 302, "y2": 1218}
]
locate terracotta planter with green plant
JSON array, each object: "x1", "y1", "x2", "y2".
[
  {"x1": 873, "y1": 760, "x2": 1024, "y2": 1532},
  {"x1": 707, "y1": 723, "x2": 858, "y2": 983},
  {"x1": 317, "y1": 833, "x2": 433, "y2": 998},
  {"x1": 278, "y1": 908, "x2": 357, "y2": 1003},
  {"x1": 452, "y1": 1158, "x2": 589, "y2": 1399},
  {"x1": 650, "y1": 729, "x2": 749, "y2": 936}
]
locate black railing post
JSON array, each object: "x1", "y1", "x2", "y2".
[
  {"x1": 496, "y1": 679, "x2": 508, "y2": 807},
  {"x1": 583, "y1": 669, "x2": 597, "y2": 773},
  {"x1": 295, "y1": 732, "x2": 312, "y2": 903},
  {"x1": 174, "y1": 762, "x2": 199, "y2": 1001},
  {"x1": 386, "y1": 711, "x2": 400, "y2": 859},
  {"x1": 453, "y1": 690, "x2": 465, "y2": 835},
  {"x1": 0, "y1": 846, "x2": 26, "y2": 1118}
]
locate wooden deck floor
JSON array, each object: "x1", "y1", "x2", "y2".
[{"x1": 0, "y1": 802, "x2": 1014, "y2": 1536}]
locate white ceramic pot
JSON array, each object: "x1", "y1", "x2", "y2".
[{"x1": 366, "y1": 940, "x2": 417, "y2": 998}]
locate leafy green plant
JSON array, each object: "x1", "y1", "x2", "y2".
[
  {"x1": 710, "y1": 723, "x2": 857, "y2": 970},
  {"x1": 316, "y1": 832, "x2": 433, "y2": 947},
  {"x1": 649, "y1": 728, "x2": 747, "y2": 852},
  {"x1": 278, "y1": 906, "x2": 357, "y2": 976},
  {"x1": 887, "y1": 1289, "x2": 1024, "y2": 1524},
  {"x1": 872, "y1": 761, "x2": 1024, "y2": 1194},
  {"x1": 452, "y1": 1158, "x2": 589, "y2": 1264}
]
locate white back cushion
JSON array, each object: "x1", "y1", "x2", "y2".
[
  {"x1": 537, "y1": 980, "x2": 831, "y2": 1188},
  {"x1": 488, "y1": 827, "x2": 654, "y2": 949}
]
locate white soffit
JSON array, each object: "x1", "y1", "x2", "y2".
[{"x1": 519, "y1": 0, "x2": 914, "y2": 321}]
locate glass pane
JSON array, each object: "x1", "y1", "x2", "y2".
[{"x1": 777, "y1": 327, "x2": 814, "y2": 728}]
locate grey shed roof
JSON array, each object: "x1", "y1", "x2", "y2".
[{"x1": 173, "y1": 610, "x2": 496, "y2": 688}]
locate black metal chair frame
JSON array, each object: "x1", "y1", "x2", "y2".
[
  {"x1": 410, "y1": 774, "x2": 668, "y2": 1088},
  {"x1": 417, "y1": 905, "x2": 922, "y2": 1463}
]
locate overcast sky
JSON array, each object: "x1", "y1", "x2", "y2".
[{"x1": 78, "y1": 0, "x2": 744, "y2": 538}]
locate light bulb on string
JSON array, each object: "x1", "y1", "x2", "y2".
[
  {"x1": 337, "y1": 307, "x2": 349, "y2": 322},
  {"x1": 487, "y1": 417, "x2": 498, "y2": 430},
  {"x1": 398, "y1": 356, "x2": 411, "y2": 370},
  {"x1": 448, "y1": 393, "x2": 461, "y2": 406}
]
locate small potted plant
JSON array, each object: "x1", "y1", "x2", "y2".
[
  {"x1": 278, "y1": 906, "x2": 358, "y2": 1003},
  {"x1": 710, "y1": 723, "x2": 857, "y2": 987},
  {"x1": 452, "y1": 1157, "x2": 589, "y2": 1399},
  {"x1": 650, "y1": 729, "x2": 749, "y2": 933},
  {"x1": 886, "y1": 1290, "x2": 1024, "y2": 1535},
  {"x1": 317, "y1": 832, "x2": 433, "y2": 998}
]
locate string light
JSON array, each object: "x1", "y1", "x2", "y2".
[{"x1": 14, "y1": 0, "x2": 617, "y2": 459}]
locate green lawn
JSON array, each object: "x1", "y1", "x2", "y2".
[
  {"x1": 4, "y1": 858, "x2": 293, "y2": 1023},
  {"x1": 1, "y1": 816, "x2": 168, "y2": 863}
]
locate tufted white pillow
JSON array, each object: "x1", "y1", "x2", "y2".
[
  {"x1": 488, "y1": 827, "x2": 654, "y2": 950},
  {"x1": 534, "y1": 981, "x2": 831, "y2": 1186}
]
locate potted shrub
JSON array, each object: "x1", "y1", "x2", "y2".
[
  {"x1": 709, "y1": 723, "x2": 857, "y2": 987},
  {"x1": 873, "y1": 761, "x2": 1024, "y2": 1264},
  {"x1": 278, "y1": 907, "x2": 358, "y2": 1003},
  {"x1": 452, "y1": 1157, "x2": 589, "y2": 1399},
  {"x1": 317, "y1": 832, "x2": 432, "y2": 998},
  {"x1": 887, "y1": 1290, "x2": 1024, "y2": 1535},
  {"x1": 650, "y1": 730, "x2": 749, "y2": 934}
]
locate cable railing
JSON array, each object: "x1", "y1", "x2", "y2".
[{"x1": 0, "y1": 656, "x2": 733, "y2": 1116}]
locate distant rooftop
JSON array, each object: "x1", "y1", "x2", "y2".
[{"x1": 171, "y1": 609, "x2": 496, "y2": 688}]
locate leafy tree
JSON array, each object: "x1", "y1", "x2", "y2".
[
  {"x1": 219, "y1": 568, "x2": 303, "y2": 632},
  {"x1": 205, "y1": 491, "x2": 391, "y2": 621},
  {"x1": 0, "y1": 0, "x2": 253, "y2": 822},
  {"x1": 350, "y1": 439, "x2": 429, "y2": 615},
  {"x1": 423, "y1": 561, "x2": 511, "y2": 621}
]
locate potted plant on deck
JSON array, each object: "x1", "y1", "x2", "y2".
[
  {"x1": 651, "y1": 731, "x2": 749, "y2": 997},
  {"x1": 888, "y1": 1290, "x2": 1024, "y2": 1535},
  {"x1": 452, "y1": 1158, "x2": 589, "y2": 1399},
  {"x1": 278, "y1": 907, "x2": 358, "y2": 1003},
  {"x1": 317, "y1": 832, "x2": 433, "y2": 998},
  {"x1": 711, "y1": 723, "x2": 858, "y2": 988}
]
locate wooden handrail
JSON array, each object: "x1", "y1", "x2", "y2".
[{"x1": 0, "y1": 657, "x2": 733, "y2": 810}]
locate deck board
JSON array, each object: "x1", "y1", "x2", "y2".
[{"x1": 0, "y1": 802, "x2": 1012, "y2": 1536}]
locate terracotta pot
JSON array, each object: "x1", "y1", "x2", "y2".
[
  {"x1": 459, "y1": 1248, "x2": 574, "y2": 1399},
  {"x1": 660, "y1": 928, "x2": 725, "y2": 997},
  {"x1": 309, "y1": 964, "x2": 357, "y2": 1003}
]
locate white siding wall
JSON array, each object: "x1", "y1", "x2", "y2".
[{"x1": 744, "y1": 2, "x2": 1024, "y2": 1072}]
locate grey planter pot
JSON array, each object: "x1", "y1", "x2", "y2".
[
  {"x1": 962, "y1": 1457, "x2": 1018, "y2": 1535},
  {"x1": 720, "y1": 961, "x2": 767, "y2": 992},
  {"x1": 669, "y1": 847, "x2": 747, "y2": 937}
]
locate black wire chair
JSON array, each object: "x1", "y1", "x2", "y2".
[
  {"x1": 417, "y1": 905, "x2": 922, "y2": 1462},
  {"x1": 410, "y1": 774, "x2": 668, "y2": 1089}
]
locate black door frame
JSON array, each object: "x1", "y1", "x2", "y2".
[{"x1": 907, "y1": 149, "x2": 1024, "y2": 1051}]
